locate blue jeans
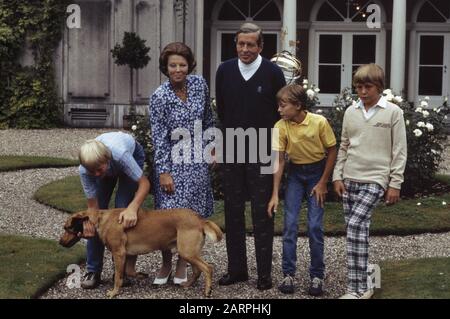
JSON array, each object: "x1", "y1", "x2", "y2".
[
  {"x1": 86, "y1": 142, "x2": 145, "y2": 274},
  {"x1": 282, "y1": 160, "x2": 325, "y2": 279}
]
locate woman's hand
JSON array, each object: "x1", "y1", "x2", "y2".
[
  {"x1": 160, "y1": 173, "x2": 175, "y2": 194},
  {"x1": 311, "y1": 181, "x2": 328, "y2": 208}
]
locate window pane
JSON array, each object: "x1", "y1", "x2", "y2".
[
  {"x1": 317, "y1": 1, "x2": 344, "y2": 21},
  {"x1": 351, "y1": 1, "x2": 377, "y2": 22},
  {"x1": 260, "y1": 34, "x2": 277, "y2": 60},
  {"x1": 218, "y1": 0, "x2": 246, "y2": 20},
  {"x1": 353, "y1": 35, "x2": 376, "y2": 64},
  {"x1": 319, "y1": 65, "x2": 341, "y2": 94},
  {"x1": 420, "y1": 36, "x2": 444, "y2": 65},
  {"x1": 319, "y1": 35, "x2": 342, "y2": 64},
  {"x1": 221, "y1": 34, "x2": 237, "y2": 62},
  {"x1": 253, "y1": 1, "x2": 280, "y2": 21},
  {"x1": 419, "y1": 67, "x2": 443, "y2": 95},
  {"x1": 417, "y1": 0, "x2": 448, "y2": 22}
]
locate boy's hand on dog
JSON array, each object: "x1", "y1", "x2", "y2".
[
  {"x1": 78, "y1": 220, "x2": 96, "y2": 238},
  {"x1": 160, "y1": 173, "x2": 175, "y2": 194},
  {"x1": 118, "y1": 209, "x2": 138, "y2": 229}
]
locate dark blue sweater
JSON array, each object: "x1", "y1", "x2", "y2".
[
  {"x1": 215, "y1": 57, "x2": 286, "y2": 162},
  {"x1": 216, "y1": 58, "x2": 286, "y2": 130}
]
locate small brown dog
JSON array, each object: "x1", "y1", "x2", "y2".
[{"x1": 59, "y1": 208, "x2": 223, "y2": 298}]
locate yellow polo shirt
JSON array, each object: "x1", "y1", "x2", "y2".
[{"x1": 272, "y1": 112, "x2": 336, "y2": 164}]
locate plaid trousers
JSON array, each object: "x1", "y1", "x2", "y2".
[{"x1": 343, "y1": 180, "x2": 384, "y2": 293}]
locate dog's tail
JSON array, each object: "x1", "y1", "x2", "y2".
[{"x1": 203, "y1": 220, "x2": 223, "y2": 243}]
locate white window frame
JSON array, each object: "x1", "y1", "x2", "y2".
[
  {"x1": 414, "y1": 33, "x2": 450, "y2": 107},
  {"x1": 312, "y1": 30, "x2": 384, "y2": 106}
]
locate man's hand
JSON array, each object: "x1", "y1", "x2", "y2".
[
  {"x1": 310, "y1": 181, "x2": 328, "y2": 208},
  {"x1": 333, "y1": 180, "x2": 347, "y2": 198},
  {"x1": 118, "y1": 208, "x2": 138, "y2": 229},
  {"x1": 78, "y1": 220, "x2": 96, "y2": 238},
  {"x1": 385, "y1": 187, "x2": 400, "y2": 206},
  {"x1": 267, "y1": 195, "x2": 279, "y2": 218}
]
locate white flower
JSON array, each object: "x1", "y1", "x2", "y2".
[
  {"x1": 383, "y1": 89, "x2": 392, "y2": 95},
  {"x1": 307, "y1": 89, "x2": 315, "y2": 99},
  {"x1": 431, "y1": 149, "x2": 438, "y2": 155},
  {"x1": 346, "y1": 96, "x2": 352, "y2": 101},
  {"x1": 436, "y1": 108, "x2": 441, "y2": 113},
  {"x1": 136, "y1": 121, "x2": 140, "y2": 124},
  {"x1": 316, "y1": 109, "x2": 323, "y2": 114},
  {"x1": 417, "y1": 121, "x2": 425, "y2": 127},
  {"x1": 336, "y1": 107, "x2": 342, "y2": 111},
  {"x1": 417, "y1": 202, "x2": 422, "y2": 206},
  {"x1": 425, "y1": 123, "x2": 434, "y2": 132},
  {"x1": 445, "y1": 96, "x2": 448, "y2": 102},
  {"x1": 393, "y1": 96, "x2": 403, "y2": 103},
  {"x1": 413, "y1": 129, "x2": 423, "y2": 137},
  {"x1": 445, "y1": 116, "x2": 448, "y2": 119},
  {"x1": 303, "y1": 79, "x2": 309, "y2": 85},
  {"x1": 131, "y1": 125, "x2": 137, "y2": 131},
  {"x1": 425, "y1": 96, "x2": 430, "y2": 101},
  {"x1": 422, "y1": 110, "x2": 430, "y2": 118},
  {"x1": 415, "y1": 107, "x2": 423, "y2": 113},
  {"x1": 385, "y1": 94, "x2": 395, "y2": 102},
  {"x1": 303, "y1": 84, "x2": 308, "y2": 89},
  {"x1": 314, "y1": 87, "x2": 320, "y2": 93},
  {"x1": 421, "y1": 100, "x2": 428, "y2": 107},
  {"x1": 443, "y1": 201, "x2": 447, "y2": 206},
  {"x1": 405, "y1": 120, "x2": 410, "y2": 126}
]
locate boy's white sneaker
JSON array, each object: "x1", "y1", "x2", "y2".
[{"x1": 339, "y1": 289, "x2": 374, "y2": 299}]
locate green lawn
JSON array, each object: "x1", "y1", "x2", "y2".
[
  {"x1": 0, "y1": 156, "x2": 78, "y2": 172},
  {"x1": 35, "y1": 175, "x2": 450, "y2": 236},
  {"x1": 0, "y1": 234, "x2": 85, "y2": 299},
  {"x1": 374, "y1": 257, "x2": 450, "y2": 299}
]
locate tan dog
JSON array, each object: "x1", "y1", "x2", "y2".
[{"x1": 59, "y1": 208, "x2": 223, "y2": 298}]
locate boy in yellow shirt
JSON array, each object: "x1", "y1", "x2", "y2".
[{"x1": 268, "y1": 84, "x2": 337, "y2": 295}]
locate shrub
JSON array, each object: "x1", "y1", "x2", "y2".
[{"x1": 328, "y1": 88, "x2": 449, "y2": 197}]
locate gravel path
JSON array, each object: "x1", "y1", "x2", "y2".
[{"x1": 0, "y1": 129, "x2": 449, "y2": 299}]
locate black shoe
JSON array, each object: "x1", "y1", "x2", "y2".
[
  {"x1": 81, "y1": 272, "x2": 101, "y2": 289},
  {"x1": 218, "y1": 273, "x2": 248, "y2": 286},
  {"x1": 278, "y1": 275, "x2": 295, "y2": 294},
  {"x1": 257, "y1": 276, "x2": 273, "y2": 290},
  {"x1": 309, "y1": 277, "x2": 324, "y2": 296}
]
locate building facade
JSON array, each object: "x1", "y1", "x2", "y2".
[{"x1": 58, "y1": 0, "x2": 450, "y2": 127}]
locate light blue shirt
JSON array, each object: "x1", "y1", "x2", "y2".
[{"x1": 79, "y1": 132, "x2": 143, "y2": 198}]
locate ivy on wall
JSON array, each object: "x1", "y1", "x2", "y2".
[{"x1": 0, "y1": 0, "x2": 68, "y2": 128}]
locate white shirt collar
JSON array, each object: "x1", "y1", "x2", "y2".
[
  {"x1": 238, "y1": 55, "x2": 262, "y2": 81},
  {"x1": 355, "y1": 95, "x2": 387, "y2": 109}
]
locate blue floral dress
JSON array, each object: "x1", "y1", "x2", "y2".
[{"x1": 149, "y1": 75, "x2": 214, "y2": 218}]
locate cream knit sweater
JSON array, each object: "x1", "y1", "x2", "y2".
[{"x1": 332, "y1": 101, "x2": 407, "y2": 190}]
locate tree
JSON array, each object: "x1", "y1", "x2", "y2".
[{"x1": 111, "y1": 32, "x2": 150, "y2": 117}]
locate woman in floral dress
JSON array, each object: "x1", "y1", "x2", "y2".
[{"x1": 149, "y1": 42, "x2": 215, "y2": 285}]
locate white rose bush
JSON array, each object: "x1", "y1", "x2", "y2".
[
  {"x1": 129, "y1": 114, "x2": 154, "y2": 177},
  {"x1": 328, "y1": 88, "x2": 449, "y2": 196}
]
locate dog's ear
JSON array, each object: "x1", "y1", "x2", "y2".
[{"x1": 64, "y1": 211, "x2": 88, "y2": 229}]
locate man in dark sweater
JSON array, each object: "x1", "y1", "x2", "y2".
[{"x1": 215, "y1": 22, "x2": 286, "y2": 290}]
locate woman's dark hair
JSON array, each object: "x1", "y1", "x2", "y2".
[{"x1": 159, "y1": 42, "x2": 197, "y2": 76}]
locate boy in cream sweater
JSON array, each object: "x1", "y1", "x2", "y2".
[{"x1": 333, "y1": 64, "x2": 407, "y2": 299}]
